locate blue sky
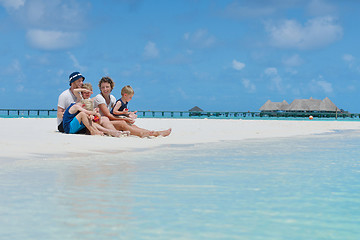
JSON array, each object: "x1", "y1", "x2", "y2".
[{"x1": 1, "y1": 0, "x2": 360, "y2": 112}]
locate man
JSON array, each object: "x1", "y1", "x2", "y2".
[{"x1": 57, "y1": 72, "x2": 85, "y2": 132}]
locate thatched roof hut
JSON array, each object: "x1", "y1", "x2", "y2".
[
  {"x1": 189, "y1": 106, "x2": 203, "y2": 112},
  {"x1": 260, "y1": 97, "x2": 340, "y2": 112},
  {"x1": 320, "y1": 97, "x2": 340, "y2": 112},
  {"x1": 286, "y1": 98, "x2": 322, "y2": 111},
  {"x1": 286, "y1": 97, "x2": 339, "y2": 112},
  {"x1": 259, "y1": 100, "x2": 289, "y2": 112}
]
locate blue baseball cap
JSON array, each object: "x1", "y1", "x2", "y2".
[{"x1": 69, "y1": 72, "x2": 85, "y2": 85}]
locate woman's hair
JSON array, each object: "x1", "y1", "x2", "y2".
[
  {"x1": 82, "y1": 83, "x2": 93, "y2": 91},
  {"x1": 98, "y1": 76, "x2": 115, "y2": 91},
  {"x1": 121, "y1": 85, "x2": 134, "y2": 96},
  {"x1": 81, "y1": 99, "x2": 94, "y2": 111}
]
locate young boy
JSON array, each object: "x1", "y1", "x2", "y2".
[
  {"x1": 62, "y1": 100, "x2": 102, "y2": 135},
  {"x1": 111, "y1": 85, "x2": 138, "y2": 120},
  {"x1": 109, "y1": 84, "x2": 171, "y2": 137}
]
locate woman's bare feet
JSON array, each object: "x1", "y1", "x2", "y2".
[
  {"x1": 150, "y1": 128, "x2": 172, "y2": 137},
  {"x1": 159, "y1": 128, "x2": 171, "y2": 137}
]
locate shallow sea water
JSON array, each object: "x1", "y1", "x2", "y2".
[{"x1": 1, "y1": 131, "x2": 360, "y2": 240}]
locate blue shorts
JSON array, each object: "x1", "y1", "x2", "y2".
[{"x1": 69, "y1": 117, "x2": 85, "y2": 134}]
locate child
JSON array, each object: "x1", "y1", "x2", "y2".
[
  {"x1": 62, "y1": 100, "x2": 102, "y2": 135},
  {"x1": 111, "y1": 85, "x2": 138, "y2": 120}
]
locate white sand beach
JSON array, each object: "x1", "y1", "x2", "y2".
[{"x1": 1, "y1": 118, "x2": 360, "y2": 159}]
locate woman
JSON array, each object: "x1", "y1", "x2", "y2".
[{"x1": 93, "y1": 76, "x2": 171, "y2": 137}]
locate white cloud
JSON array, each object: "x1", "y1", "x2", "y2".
[
  {"x1": 143, "y1": 41, "x2": 159, "y2": 59},
  {"x1": 232, "y1": 59, "x2": 245, "y2": 70},
  {"x1": 184, "y1": 29, "x2": 216, "y2": 48},
  {"x1": 317, "y1": 80, "x2": 333, "y2": 93},
  {"x1": 2, "y1": 0, "x2": 88, "y2": 30},
  {"x1": 67, "y1": 52, "x2": 86, "y2": 72},
  {"x1": 3, "y1": 60, "x2": 25, "y2": 80},
  {"x1": 27, "y1": 29, "x2": 80, "y2": 50},
  {"x1": 1, "y1": 0, "x2": 89, "y2": 50},
  {"x1": 265, "y1": 67, "x2": 282, "y2": 91},
  {"x1": 265, "y1": 16, "x2": 343, "y2": 50},
  {"x1": 19, "y1": 0, "x2": 87, "y2": 30},
  {"x1": 343, "y1": 54, "x2": 355, "y2": 63},
  {"x1": 282, "y1": 54, "x2": 303, "y2": 67},
  {"x1": 1, "y1": 59, "x2": 26, "y2": 88},
  {"x1": 242, "y1": 78, "x2": 256, "y2": 92},
  {"x1": 309, "y1": 75, "x2": 333, "y2": 94},
  {"x1": 342, "y1": 54, "x2": 360, "y2": 73},
  {"x1": 9, "y1": 59, "x2": 22, "y2": 72},
  {"x1": 0, "y1": 0, "x2": 25, "y2": 11},
  {"x1": 265, "y1": 67, "x2": 278, "y2": 76},
  {"x1": 177, "y1": 87, "x2": 189, "y2": 100}
]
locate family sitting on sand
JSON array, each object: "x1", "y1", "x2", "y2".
[{"x1": 57, "y1": 72, "x2": 171, "y2": 138}]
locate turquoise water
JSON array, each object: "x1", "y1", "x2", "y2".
[{"x1": 1, "y1": 131, "x2": 360, "y2": 239}]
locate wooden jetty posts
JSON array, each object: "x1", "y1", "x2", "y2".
[{"x1": 0, "y1": 108, "x2": 359, "y2": 119}]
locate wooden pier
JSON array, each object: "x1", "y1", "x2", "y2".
[
  {"x1": 0, "y1": 109, "x2": 359, "y2": 119},
  {"x1": 0, "y1": 109, "x2": 57, "y2": 117}
]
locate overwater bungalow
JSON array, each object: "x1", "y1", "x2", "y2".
[
  {"x1": 285, "y1": 97, "x2": 339, "y2": 112},
  {"x1": 260, "y1": 97, "x2": 341, "y2": 118},
  {"x1": 259, "y1": 100, "x2": 289, "y2": 112},
  {"x1": 260, "y1": 97, "x2": 339, "y2": 112},
  {"x1": 189, "y1": 106, "x2": 204, "y2": 116},
  {"x1": 189, "y1": 106, "x2": 203, "y2": 112}
]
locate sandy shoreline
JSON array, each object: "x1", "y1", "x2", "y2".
[{"x1": 1, "y1": 118, "x2": 360, "y2": 159}]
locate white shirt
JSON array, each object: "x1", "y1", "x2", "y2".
[
  {"x1": 94, "y1": 94, "x2": 116, "y2": 116},
  {"x1": 57, "y1": 89, "x2": 77, "y2": 126}
]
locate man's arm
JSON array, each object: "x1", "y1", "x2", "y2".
[{"x1": 57, "y1": 106, "x2": 65, "y2": 120}]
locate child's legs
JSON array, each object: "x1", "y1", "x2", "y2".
[
  {"x1": 93, "y1": 122, "x2": 121, "y2": 137},
  {"x1": 76, "y1": 112, "x2": 102, "y2": 135}
]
